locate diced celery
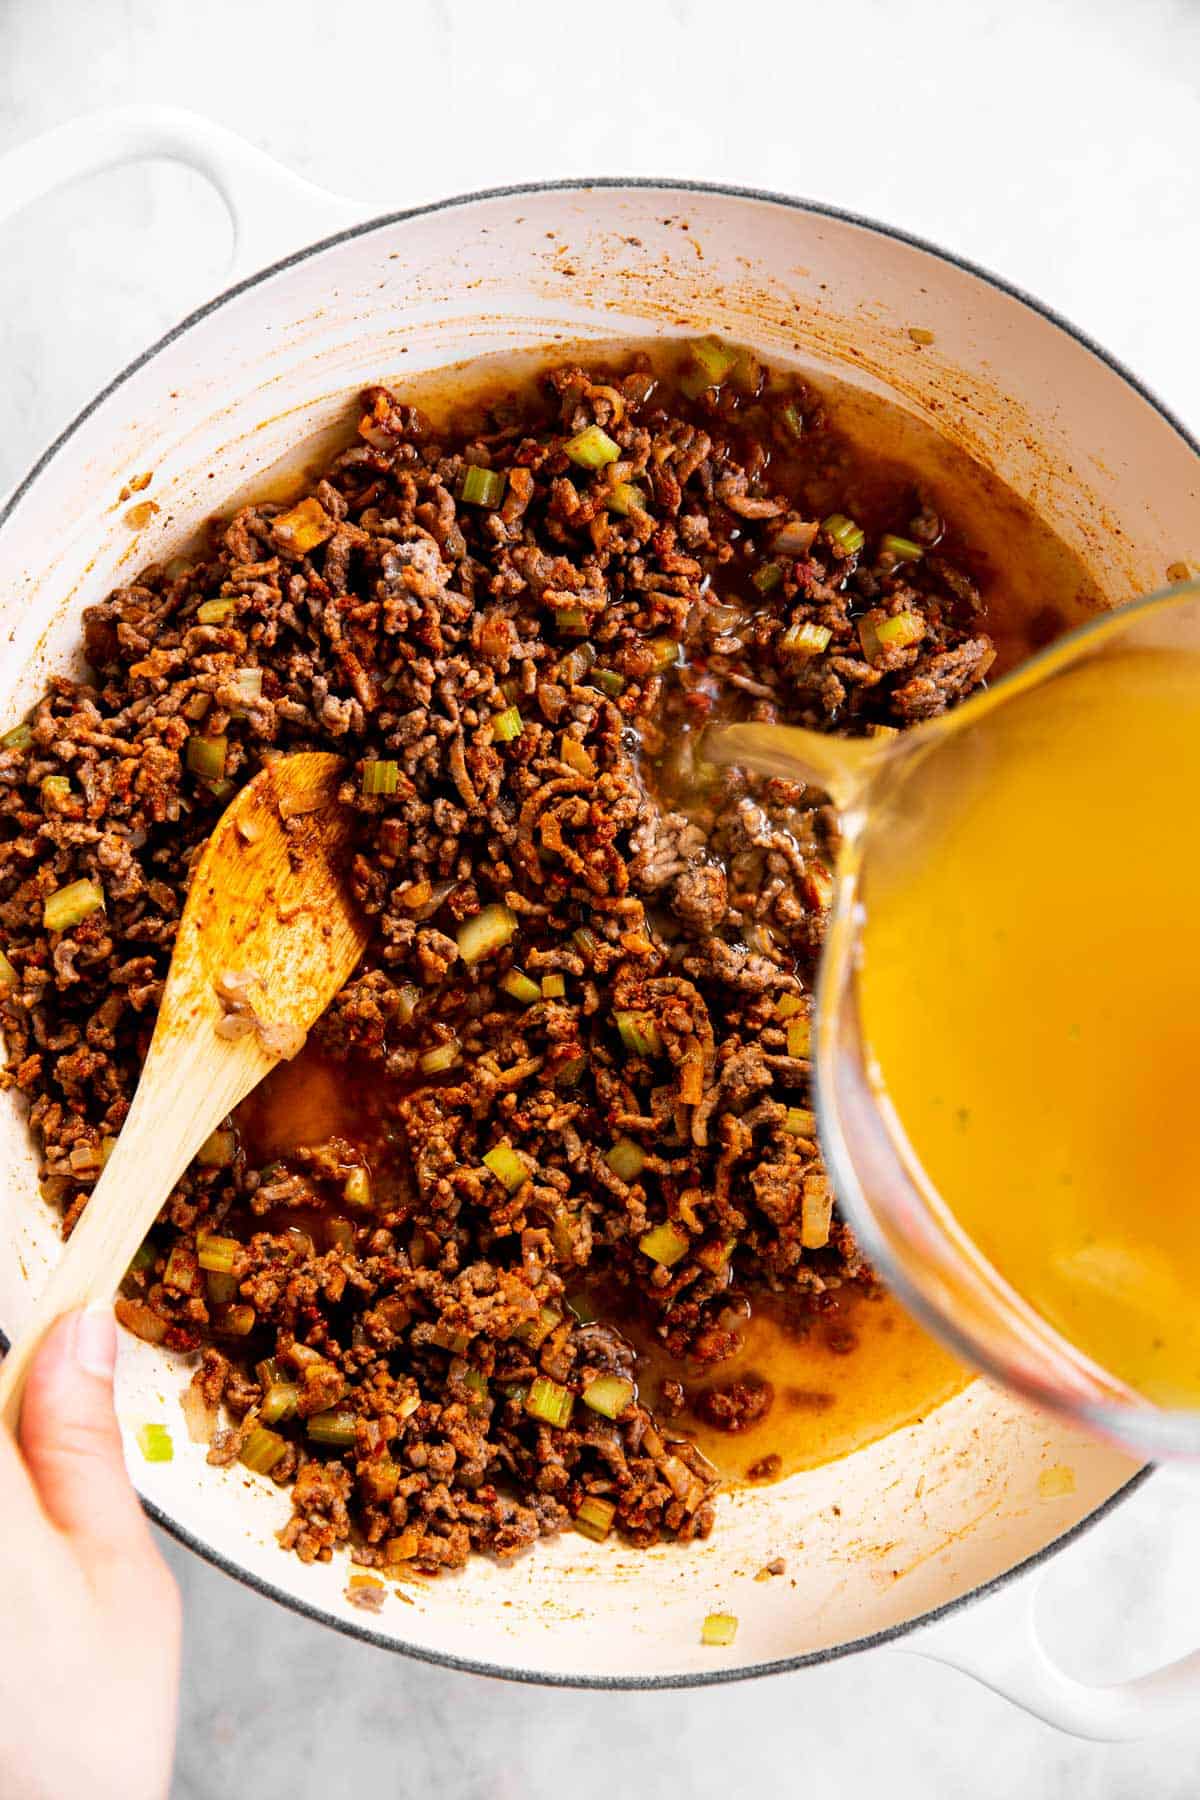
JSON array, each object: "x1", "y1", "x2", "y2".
[
  {"x1": 136, "y1": 1423, "x2": 174, "y2": 1464},
  {"x1": 787, "y1": 1019, "x2": 812, "y2": 1059},
  {"x1": 582, "y1": 1374, "x2": 635, "y2": 1419},
  {"x1": 615, "y1": 1011, "x2": 663, "y2": 1057},
  {"x1": 186, "y1": 734, "x2": 227, "y2": 781},
  {"x1": 205, "y1": 1271, "x2": 239, "y2": 1306},
  {"x1": 859, "y1": 610, "x2": 925, "y2": 664},
  {"x1": 197, "y1": 1233, "x2": 240, "y2": 1275},
  {"x1": 822, "y1": 513, "x2": 865, "y2": 554},
  {"x1": 554, "y1": 607, "x2": 589, "y2": 635},
  {"x1": 483, "y1": 1143, "x2": 529, "y2": 1192},
  {"x1": 752, "y1": 561, "x2": 783, "y2": 595},
  {"x1": 525, "y1": 1376, "x2": 574, "y2": 1428},
  {"x1": 457, "y1": 903, "x2": 518, "y2": 966},
  {"x1": 43, "y1": 878, "x2": 104, "y2": 933},
  {"x1": 646, "y1": 637, "x2": 680, "y2": 672},
  {"x1": 541, "y1": 973, "x2": 566, "y2": 1000},
  {"x1": 775, "y1": 994, "x2": 804, "y2": 1019},
  {"x1": 419, "y1": 1040, "x2": 460, "y2": 1074},
  {"x1": 0, "y1": 949, "x2": 17, "y2": 990},
  {"x1": 607, "y1": 1138, "x2": 647, "y2": 1182},
  {"x1": 593, "y1": 668, "x2": 626, "y2": 697},
  {"x1": 307, "y1": 1409, "x2": 358, "y2": 1448},
  {"x1": 362, "y1": 759, "x2": 400, "y2": 797},
  {"x1": 492, "y1": 706, "x2": 523, "y2": 743},
  {"x1": 40, "y1": 775, "x2": 70, "y2": 806},
  {"x1": 259, "y1": 1382, "x2": 301, "y2": 1425},
  {"x1": 516, "y1": 1304, "x2": 562, "y2": 1349},
  {"x1": 784, "y1": 1107, "x2": 817, "y2": 1137},
  {"x1": 564, "y1": 425, "x2": 620, "y2": 471},
  {"x1": 607, "y1": 481, "x2": 646, "y2": 517},
  {"x1": 575, "y1": 1495, "x2": 617, "y2": 1541},
  {"x1": 701, "y1": 1612, "x2": 738, "y2": 1647},
  {"x1": 879, "y1": 533, "x2": 924, "y2": 563},
  {"x1": 460, "y1": 465, "x2": 507, "y2": 507},
  {"x1": 681, "y1": 335, "x2": 738, "y2": 397},
  {"x1": 461, "y1": 1368, "x2": 489, "y2": 1406},
  {"x1": 500, "y1": 968, "x2": 541, "y2": 1006},
  {"x1": 782, "y1": 622, "x2": 832, "y2": 660},
  {"x1": 240, "y1": 1426, "x2": 288, "y2": 1474},
  {"x1": 1, "y1": 722, "x2": 32, "y2": 751}
]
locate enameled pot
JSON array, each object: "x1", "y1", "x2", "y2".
[{"x1": 2, "y1": 105, "x2": 1199, "y2": 1735}]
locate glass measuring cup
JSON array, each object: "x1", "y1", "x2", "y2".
[{"x1": 715, "y1": 579, "x2": 1200, "y2": 1461}]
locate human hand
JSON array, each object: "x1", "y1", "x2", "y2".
[{"x1": 0, "y1": 1308, "x2": 181, "y2": 1800}]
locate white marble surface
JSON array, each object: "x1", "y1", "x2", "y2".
[{"x1": 4, "y1": 1, "x2": 1200, "y2": 1793}]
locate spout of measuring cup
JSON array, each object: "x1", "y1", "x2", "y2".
[{"x1": 704, "y1": 721, "x2": 887, "y2": 813}]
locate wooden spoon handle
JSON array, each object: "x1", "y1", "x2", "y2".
[{"x1": 0, "y1": 1032, "x2": 270, "y2": 1437}]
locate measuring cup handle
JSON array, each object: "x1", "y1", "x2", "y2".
[
  {"x1": 0, "y1": 104, "x2": 374, "y2": 286},
  {"x1": 901, "y1": 1503, "x2": 1200, "y2": 1740}
]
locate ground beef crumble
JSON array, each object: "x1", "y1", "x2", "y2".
[{"x1": 0, "y1": 346, "x2": 995, "y2": 1574}]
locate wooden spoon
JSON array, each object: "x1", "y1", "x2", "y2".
[{"x1": 0, "y1": 750, "x2": 368, "y2": 1434}]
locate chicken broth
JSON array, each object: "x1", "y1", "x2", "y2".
[{"x1": 857, "y1": 641, "x2": 1200, "y2": 1408}]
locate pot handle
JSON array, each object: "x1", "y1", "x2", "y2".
[
  {"x1": 901, "y1": 1549, "x2": 1200, "y2": 1740},
  {"x1": 0, "y1": 103, "x2": 372, "y2": 285}
]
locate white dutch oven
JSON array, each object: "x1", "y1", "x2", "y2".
[{"x1": 2, "y1": 105, "x2": 1199, "y2": 1736}]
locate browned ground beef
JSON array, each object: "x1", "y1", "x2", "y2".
[{"x1": 0, "y1": 349, "x2": 994, "y2": 1573}]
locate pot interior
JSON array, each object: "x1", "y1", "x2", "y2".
[{"x1": 1, "y1": 182, "x2": 1177, "y2": 1678}]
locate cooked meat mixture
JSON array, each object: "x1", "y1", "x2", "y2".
[{"x1": 0, "y1": 343, "x2": 996, "y2": 1573}]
